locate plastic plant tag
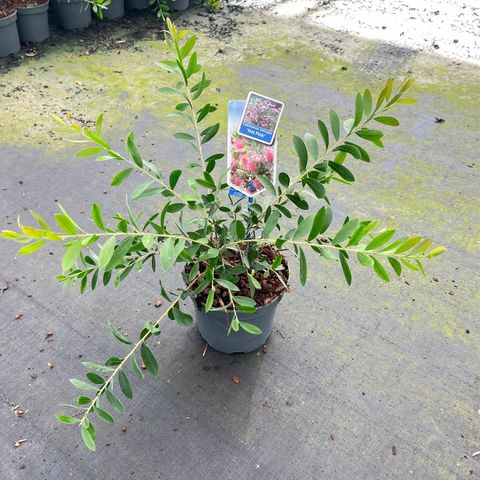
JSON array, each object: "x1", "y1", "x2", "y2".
[
  {"x1": 228, "y1": 100, "x2": 277, "y2": 198},
  {"x1": 237, "y1": 92, "x2": 284, "y2": 145}
]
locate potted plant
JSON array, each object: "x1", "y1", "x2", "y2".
[
  {"x1": 1, "y1": 19, "x2": 445, "y2": 451},
  {"x1": 52, "y1": 0, "x2": 91, "y2": 30},
  {"x1": 168, "y1": 0, "x2": 189, "y2": 11},
  {"x1": 0, "y1": 2, "x2": 21, "y2": 57},
  {"x1": 15, "y1": 0, "x2": 49, "y2": 44},
  {"x1": 103, "y1": 0, "x2": 124, "y2": 20}
]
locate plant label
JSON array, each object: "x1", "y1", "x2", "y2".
[
  {"x1": 237, "y1": 92, "x2": 284, "y2": 145},
  {"x1": 228, "y1": 100, "x2": 277, "y2": 198}
]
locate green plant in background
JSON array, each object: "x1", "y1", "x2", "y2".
[
  {"x1": 205, "y1": 0, "x2": 221, "y2": 12},
  {"x1": 148, "y1": 0, "x2": 170, "y2": 20},
  {"x1": 1, "y1": 19, "x2": 444, "y2": 451},
  {"x1": 87, "y1": 0, "x2": 111, "y2": 19}
]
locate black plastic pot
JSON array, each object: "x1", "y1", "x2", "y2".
[
  {"x1": 193, "y1": 295, "x2": 283, "y2": 354},
  {"x1": 0, "y1": 11, "x2": 21, "y2": 57},
  {"x1": 17, "y1": 1, "x2": 50, "y2": 44},
  {"x1": 104, "y1": 0, "x2": 125, "y2": 20},
  {"x1": 168, "y1": 0, "x2": 189, "y2": 11},
  {"x1": 125, "y1": 0, "x2": 148, "y2": 9},
  {"x1": 53, "y1": 0, "x2": 91, "y2": 30}
]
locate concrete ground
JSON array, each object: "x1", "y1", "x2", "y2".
[{"x1": 1, "y1": 3, "x2": 479, "y2": 480}]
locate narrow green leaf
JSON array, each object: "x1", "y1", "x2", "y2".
[
  {"x1": 373, "y1": 258, "x2": 390, "y2": 282},
  {"x1": 216, "y1": 278, "x2": 240, "y2": 292},
  {"x1": 263, "y1": 210, "x2": 280, "y2": 238},
  {"x1": 106, "y1": 389, "x2": 124, "y2": 413},
  {"x1": 159, "y1": 237, "x2": 175, "y2": 271},
  {"x1": 354, "y1": 93, "x2": 363, "y2": 126},
  {"x1": 329, "y1": 161, "x2": 355, "y2": 182},
  {"x1": 94, "y1": 406, "x2": 115, "y2": 425},
  {"x1": 329, "y1": 109, "x2": 340, "y2": 140},
  {"x1": 98, "y1": 236, "x2": 116, "y2": 269},
  {"x1": 173, "y1": 308, "x2": 193, "y2": 327},
  {"x1": 357, "y1": 252, "x2": 374, "y2": 266},
  {"x1": 118, "y1": 369, "x2": 133, "y2": 399},
  {"x1": 126, "y1": 133, "x2": 143, "y2": 167},
  {"x1": 388, "y1": 257, "x2": 402, "y2": 276},
  {"x1": 365, "y1": 230, "x2": 396, "y2": 250},
  {"x1": 293, "y1": 215, "x2": 315, "y2": 241},
  {"x1": 111, "y1": 168, "x2": 133, "y2": 187},
  {"x1": 363, "y1": 89, "x2": 372, "y2": 116},
  {"x1": 18, "y1": 240, "x2": 46, "y2": 256},
  {"x1": 62, "y1": 239, "x2": 83, "y2": 271},
  {"x1": 140, "y1": 343, "x2": 158, "y2": 375},
  {"x1": 69, "y1": 378, "x2": 98, "y2": 392},
  {"x1": 169, "y1": 169, "x2": 182, "y2": 189},
  {"x1": 339, "y1": 251, "x2": 352, "y2": 285},
  {"x1": 317, "y1": 119, "x2": 329, "y2": 149},
  {"x1": 233, "y1": 296, "x2": 256, "y2": 307},
  {"x1": 308, "y1": 207, "x2": 326, "y2": 241},
  {"x1": 299, "y1": 247, "x2": 307, "y2": 286},
  {"x1": 205, "y1": 288, "x2": 215, "y2": 312},
  {"x1": 239, "y1": 322, "x2": 262, "y2": 335},
  {"x1": 55, "y1": 213, "x2": 77, "y2": 235},
  {"x1": 86, "y1": 372, "x2": 105, "y2": 385},
  {"x1": 374, "y1": 116, "x2": 400, "y2": 126},
  {"x1": 293, "y1": 135, "x2": 308, "y2": 173},
  {"x1": 332, "y1": 219, "x2": 359, "y2": 245},
  {"x1": 91, "y1": 203, "x2": 107, "y2": 231},
  {"x1": 56, "y1": 414, "x2": 81, "y2": 424},
  {"x1": 258, "y1": 175, "x2": 276, "y2": 196},
  {"x1": 107, "y1": 320, "x2": 133, "y2": 345},
  {"x1": 81, "y1": 425, "x2": 96, "y2": 451},
  {"x1": 304, "y1": 133, "x2": 318, "y2": 161}
]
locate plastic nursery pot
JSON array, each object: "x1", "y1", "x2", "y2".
[
  {"x1": 52, "y1": 0, "x2": 91, "y2": 30},
  {"x1": 104, "y1": 0, "x2": 125, "y2": 20},
  {"x1": 193, "y1": 295, "x2": 284, "y2": 354},
  {"x1": 124, "y1": 0, "x2": 148, "y2": 10},
  {"x1": 168, "y1": 0, "x2": 189, "y2": 11},
  {"x1": 17, "y1": 0, "x2": 50, "y2": 44},
  {"x1": 0, "y1": 11, "x2": 21, "y2": 57}
]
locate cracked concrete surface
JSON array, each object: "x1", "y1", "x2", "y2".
[{"x1": 0, "y1": 3, "x2": 479, "y2": 479}]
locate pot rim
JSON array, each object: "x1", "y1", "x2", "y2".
[
  {"x1": 17, "y1": 1, "x2": 49, "y2": 13},
  {"x1": 0, "y1": 10, "x2": 17, "y2": 23}
]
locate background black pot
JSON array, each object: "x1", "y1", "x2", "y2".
[
  {"x1": 193, "y1": 295, "x2": 283, "y2": 354},
  {"x1": 104, "y1": 0, "x2": 124, "y2": 20},
  {"x1": 0, "y1": 11, "x2": 21, "y2": 57},
  {"x1": 124, "y1": 0, "x2": 147, "y2": 9},
  {"x1": 168, "y1": 0, "x2": 189, "y2": 11},
  {"x1": 17, "y1": 0, "x2": 50, "y2": 44},
  {"x1": 53, "y1": 0, "x2": 91, "y2": 30}
]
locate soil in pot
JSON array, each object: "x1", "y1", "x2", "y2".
[
  {"x1": 125, "y1": 0, "x2": 147, "y2": 10},
  {"x1": 0, "y1": 2, "x2": 21, "y2": 57},
  {"x1": 52, "y1": 0, "x2": 91, "y2": 30},
  {"x1": 104, "y1": 0, "x2": 124, "y2": 20},
  {"x1": 185, "y1": 245, "x2": 290, "y2": 354},
  {"x1": 15, "y1": 0, "x2": 49, "y2": 44}
]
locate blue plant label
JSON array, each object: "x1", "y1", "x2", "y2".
[
  {"x1": 238, "y1": 92, "x2": 284, "y2": 145},
  {"x1": 227, "y1": 100, "x2": 277, "y2": 198}
]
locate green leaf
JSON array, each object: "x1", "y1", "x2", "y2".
[
  {"x1": 258, "y1": 175, "x2": 276, "y2": 196},
  {"x1": 140, "y1": 343, "x2": 158, "y2": 375},
  {"x1": 131, "y1": 181, "x2": 162, "y2": 201},
  {"x1": 216, "y1": 278, "x2": 240, "y2": 292},
  {"x1": 55, "y1": 414, "x2": 81, "y2": 424},
  {"x1": 94, "y1": 406, "x2": 115, "y2": 424},
  {"x1": 304, "y1": 133, "x2": 318, "y2": 161},
  {"x1": 118, "y1": 369, "x2": 133, "y2": 399},
  {"x1": 126, "y1": 133, "x2": 143, "y2": 167},
  {"x1": 395, "y1": 236, "x2": 422, "y2": 254},
  {"x1": 329, "y1": 109, "x2": 340, "y2": 140},
  {"x1": 76, "y1": 147, "x2": 104, "y2": 159},
  {"x1": 332, "y1": 219, "x2": 359, "y2": 245},
  {"x1": 293, "y1": 135, "x2": 308, "y2": 173},
  {"x1": 317, "y1": 119, "x2": 329, "y2": 149},
  {"x1": 201, "y1": 123, "x2": 220, "y2": 144},
  {"x1": 18, "y1": 240, "x2": 46, "y2": 256},
  {"x1": 91, "y1": 203, "x2": 107, "y2": 231},
  {"x1": 81, "y1": 425, "x2": 96, "y2": 451},
  {"x1": 305, "y1": 177, "x2": 326, "y2": 199},
  {"x1": 307, "y1": 207, "x2": 332, "y2": 242},
  {"x1": 205, "y1": 288, "x2": 215, "y2": 313},
  {"x1": 107, "y1": 320, "x2": 133, "y2": 345},
  {"x1": 70, "y1": 378, "x2": 98, "y2": 392},
  {"x1": 299, "y1": 247, "x2": 307, "y2": 286},
  {"x1": 366, "y1": 230, "x2": 396, "y2": 250},
  {"x1": 106, "y1": 389, "x2": 124, "y2": 413},
  {"x1": 339, "y1": 251, "x2": 352, "y2": 285},
  {"x1": 62, "y1": 239, "x2": 83, "y2": 271},
  {"x1": 174, "y1": 132, "x2": 196, "y2": 142},
  {"x1": 293, "y1": 215, "x2": 315, "y2": 241},
  {"x1": 235, "y1": 220, "x2": 246, "y2": 240},
  {"x1": 55, "y1": 213, "x2": 77, "y2": 235},
  {"x1": 234, "y1": 296, "x2": 256, "y2": 307},
  {"x1": 98, "y1": 236, "x2": 116, "y2": 269},
  {"x1": 388, "y1": 257, "x2": 402, "y2": 276},
  {"x1": 180, "y1": 35, "x2": 196, "y2": 58},
  {"x1": 354, "y1": 93, "x2": 363, "y2": 127},
  {"x1": 329, "y1": 161, "x2": 355, "y2": 182},
  {"x1": 263, "y1": 210, "x2": 280, "y2": 238},
  {"x1": 271, "y1": 255, "x2": 283, "y2": 269},
  {"x1": 173, "y1": 308, "x2": 193, "y2": 327},
  {"x1": 86, "y1": 372, "x2": 105, "y2": 385},
  {"x1": 239, "y1": 322, "x2": 262, "y2": 335},
  {"x1": 372, "y1": 258, "x2": 390, "y2": 282},
  {"x1": 111, "y1": 168, "x2": 133, "y2": 187},
  {"x1": 374, "y1": 116, "x2": 399, "y2": 126},
  {"x1": 426, "y1": 246, "x2": 446, "y2": 258},
  {"x1": 278, "y1": 172, "x2": 290, "y2": 188},
  {"x1": 169, "y1": 169, "x2": 182, "y2": 189},
  {"x1": 363, "y1": 89, "x2": 372, "y2": 116},
  {"x1": 357, "y1": 252, "x2": 374, "y2": 267},
  {"x1": 129, "y1": 355, "x2": 144, "y2": 379},
  {"x1": 159, "y1": 237, "x2": 176, "y2": 271}
]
